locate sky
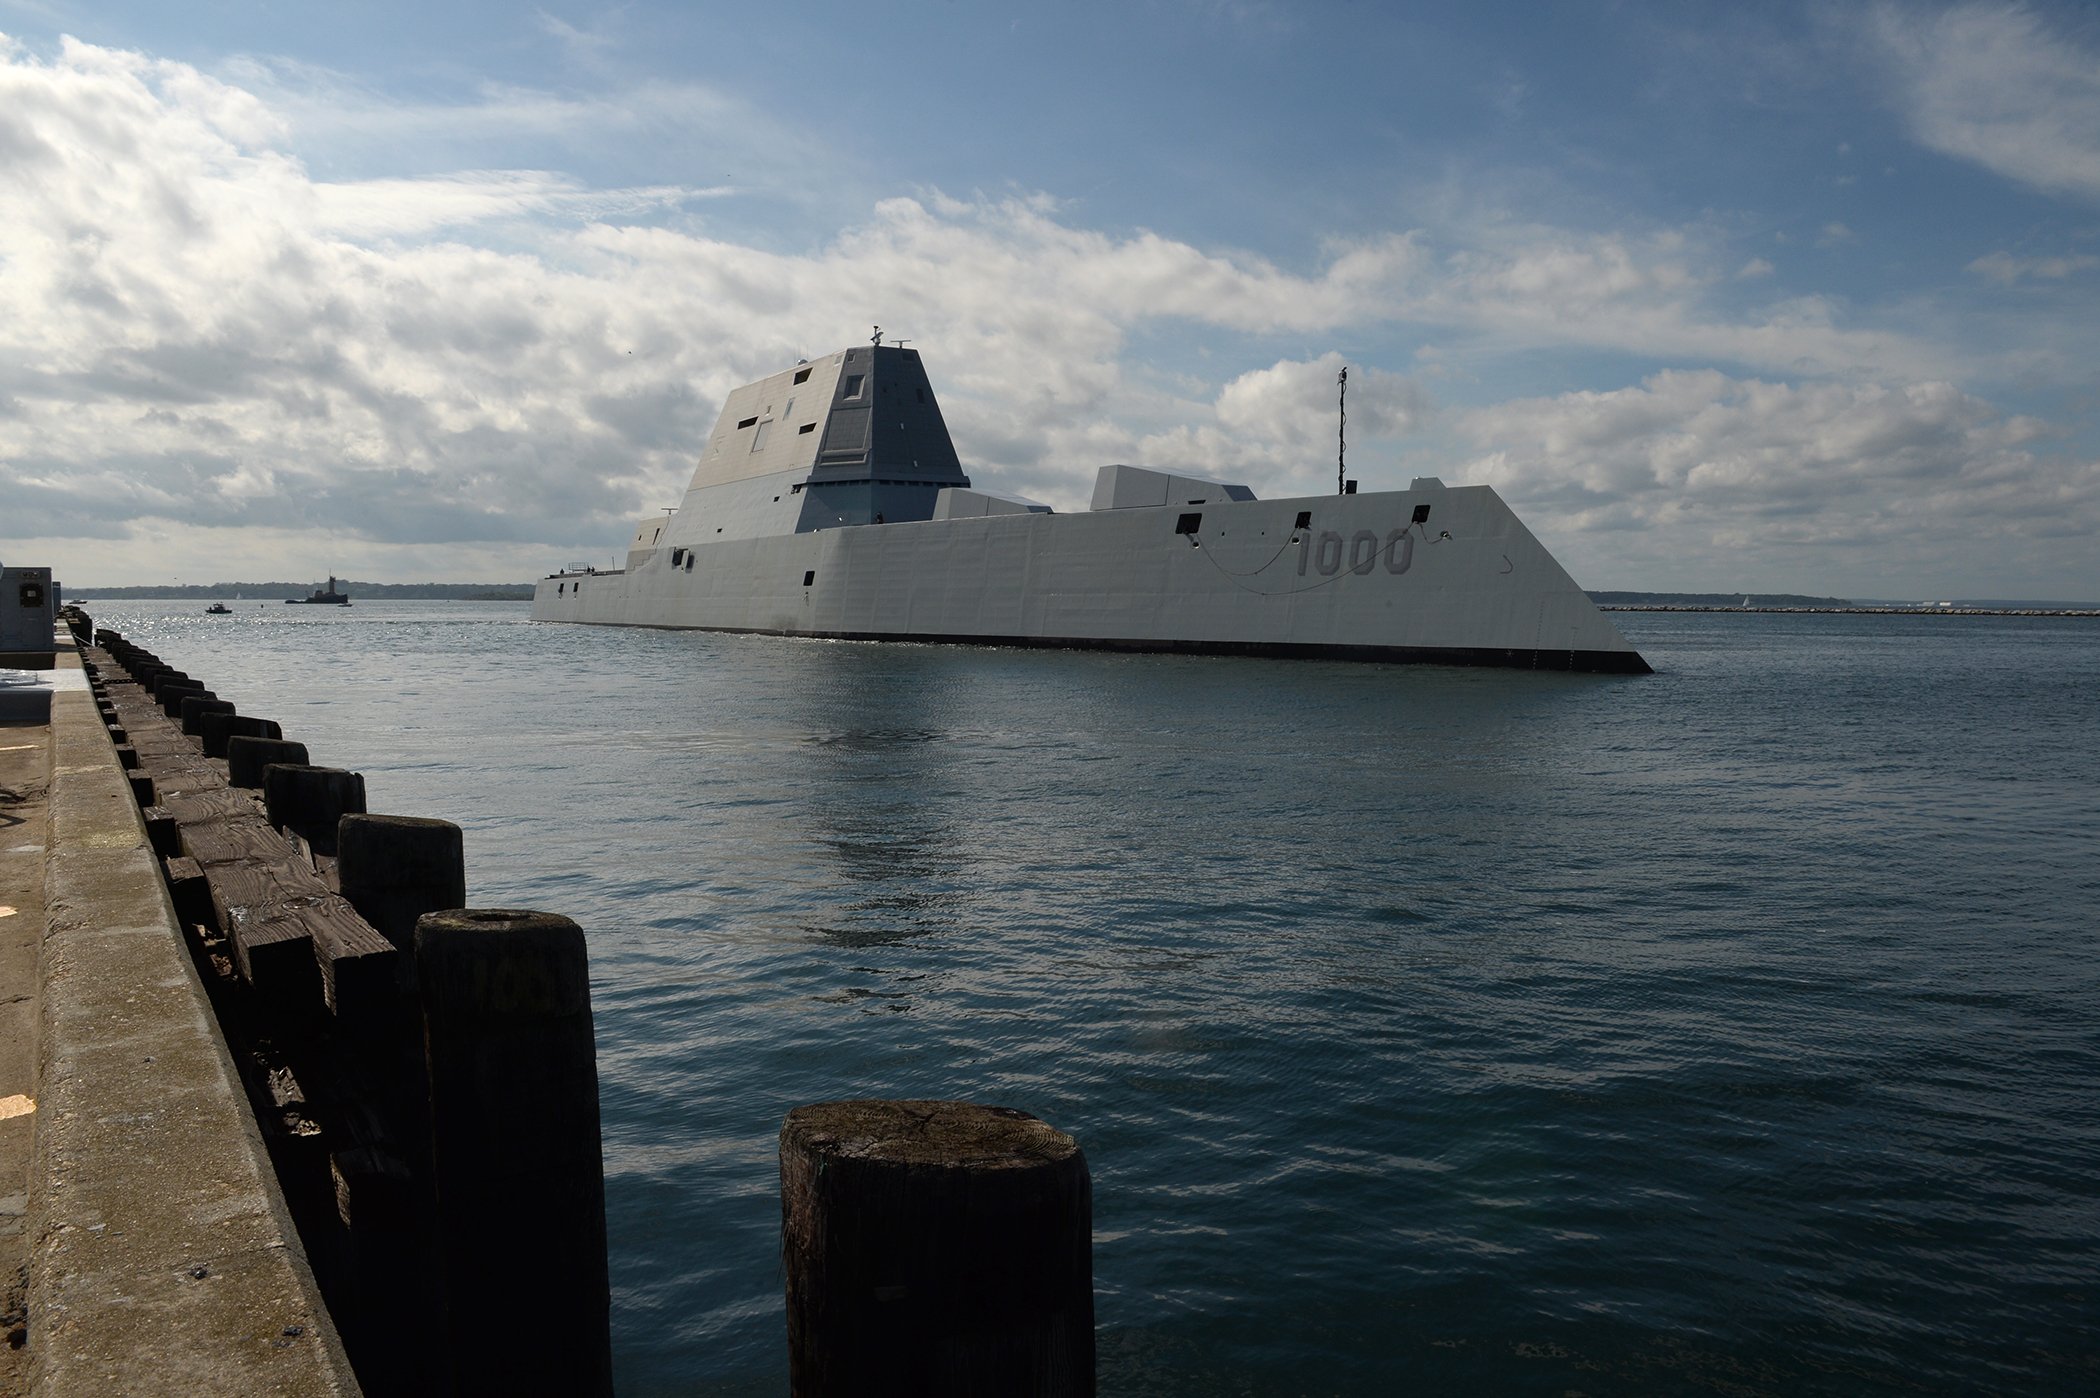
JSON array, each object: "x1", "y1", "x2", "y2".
[{"x1": 2, "y1": 1, "x2": 2098, "y2": 598}]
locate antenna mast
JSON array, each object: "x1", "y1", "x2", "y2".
[{"x1": 1337, "y1": 365, "x2": 1348, "y2": 495}]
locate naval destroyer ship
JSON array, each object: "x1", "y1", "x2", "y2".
[{"x1": 531, "y1": 342, "x2": 1650, "y2": 673}]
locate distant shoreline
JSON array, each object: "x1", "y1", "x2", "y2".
[
  {"x1": 1600, "y1": 605, "x2": 2100, "y2": 617},
  {"x1": 63, "y1": 583, "x2": 533, "y2": 601}
]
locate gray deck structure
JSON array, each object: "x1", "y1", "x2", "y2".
[{"x1": 532, "y1": 345, "x2": 1650, "y2": 673}]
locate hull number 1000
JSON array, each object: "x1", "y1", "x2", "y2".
[{"x1": 1299, "y1": 529, "x2": 1414, "y2": 578}]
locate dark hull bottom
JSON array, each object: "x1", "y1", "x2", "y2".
[{"x1": 576, "y1": 622, "x2": 1654, "y2": 674}]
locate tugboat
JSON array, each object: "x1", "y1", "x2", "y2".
[
  {"x1": 204, "y1": 602, "x2": 232, "y2": 614},
  {"x1": 287, "y1": 575, "x2": 351, "y2": 605}
]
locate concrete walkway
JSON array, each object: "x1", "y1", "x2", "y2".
[{"x1": 0, "y1": 721, "x2": 47, "y2": 1396}]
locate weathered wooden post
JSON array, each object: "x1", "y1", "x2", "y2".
[
  {"x1": 159, "y1": 687, "x2": 212, "y2": 719},
  {"x1": 338, "y1": 815, "x2": 465, "y2": 951},
  {"x1": 154, "y1": 677, "x2": 208, "y2": 715},
  {"x1": 226, "y1": 735, "x2": 310, "y2": 788},
  {"x1": 180, "y1": 695, "x2": 236, "y2": 736},
  {"x1": 196, "y1": 710, "x2": 239, "y2": 757},
  {"x1": 325, "y1": 815, "x2": 469, "y2": 1394},
  {"x1": 262, "y1": 764, "x2": 367, "y2": 854},
  {"x1": 202, "y1": 712, "x2": 284, "y2": 759},
  {"x1": 416, "y1": 909, "x2": 612, "y2": 1397},
  {"x1": 779, "y1": 1099, "x2": 1095, "y2": 1398}
]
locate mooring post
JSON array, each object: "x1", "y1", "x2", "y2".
[
  {"x1": 156, "y1": 679, "x2": 209, "y2": 716},
  {"x1": 225, "y1": 735, "x2": 310, "y2": 789},
  {"x1": 261, "y1": 763, "x2": 367, "y2": 854},
  {"x1": 778, "y1": 1099, "x2": 1096, "y2": 1398},
  {"x1": 337, "y1": 815, "x2": 466, "y2": 952},
  {"x1": 203, "y1": 712, "x2": 284, "y2": 759},
  {"x1": 415, "y1": 909, "x2": 612, "y2": 1398},
  {"x1": 179, "y1": 695, "x2": 236, "y2": 736}
]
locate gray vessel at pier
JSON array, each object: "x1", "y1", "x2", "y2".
[{"x1": 532, "y1": 343, "x2": 1649, "y2": 673}]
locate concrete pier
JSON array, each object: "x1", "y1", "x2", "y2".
[
  {"x1": 2, "y1": 718, "x2": 50, "y2": 1388},
  {"x1": 3, "y1": 639, "x2": 359, "y2": 1395}
]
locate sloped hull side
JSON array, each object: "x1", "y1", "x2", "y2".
[{"x1": 531, "y1": 485, "x2": 1650, "y2": 673}]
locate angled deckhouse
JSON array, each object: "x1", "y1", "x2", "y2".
[{"x1": 533, "y1": 343, "x2": 1650, "y2": 674}]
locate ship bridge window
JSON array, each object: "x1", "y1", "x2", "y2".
[
  {"x1": 794, "y1": 367, "x2": 811, "y2": 385},
  {"x1": 737, "y1": 416, "x2": 759, "y2": 429},
  {"x1": 1412, "y1": 504, "x2": 1432, "y2": 524},
  {"x1": 1295, "y1": 511, "x2": 1312, "y2": 529},
  {"x1": 1176, "y1": 512, "x2": 1202, "y2": 536},
  {"x1": 799, "y1": 422, "x2": 816, "y2": 434},
  {"x1": 843, "y1": 374, "x2": 864, "y2": 399},
  {"x1": 803, "y1": 570, "x2": 816, "y2": 586}
]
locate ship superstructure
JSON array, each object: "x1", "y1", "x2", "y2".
[{"x1": 532, "y1": 344, "x2": 1650, "y2": 673}]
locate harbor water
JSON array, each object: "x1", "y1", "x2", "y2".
[{"x1": 80, "y1": 600, "x2": 2100, "y2": 1395}]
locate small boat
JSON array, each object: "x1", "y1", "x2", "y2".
[
  {"x1": 204, "y1": 602, "x2": 232, "y2": 614},
  {"x1": 287, "y1": 575, "x2": 351, "y2": 605}
]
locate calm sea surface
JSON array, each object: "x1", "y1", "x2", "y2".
[{"x1": 79, "y1": 600, "x2": 2100, "y2": 1395}]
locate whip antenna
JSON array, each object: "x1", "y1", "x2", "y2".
[{"x1": 1338, "y1": 365, "x2": 1348, "y2": 495}]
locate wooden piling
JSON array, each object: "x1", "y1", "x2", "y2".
[
  {"x1": 415, "y1": 909, "x2": 612, "y2": 1398},
  {"x1": 153, "y1": 677, "x2": 206, "y2": 715},
  {"x1": 261, "y1": 764, "x2": 367, "y2": 854},
  {"x1": 180, "y1": 695, "x2": 237, "y2": 736},
  {"x1": 202, "y1": 712, "x2": 283, "y2": 759},
  {"x1": 226, "y1": 735, "x2": 311, "y2": 789},
  {"x1": 778, "y1": 1099, "x2": 1095, "y2": 1398},
  {"x1": 337, "y1": 815, "x2": 465, "y2": 951}
]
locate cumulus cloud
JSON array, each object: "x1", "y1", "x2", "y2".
[
  {"x1": 1453, "y1": 369, "x2": 2098, "y2": 590},
  {"x1": 0, "y1": 32, "x2": 2066, "y2": 592},
  {"x1": 1059, "y1": 355, "x2": 1438, "y2": 500},
  {"x1": 1872, "y1": 2, "x2": 2100, "y2": 201}
]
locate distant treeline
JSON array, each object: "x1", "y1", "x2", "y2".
[
  {"x1": 1588, "y1": 591, "x2": 1855, "y2": 608},
  {"x1": 64, "y1": 582, "x2": 535, "y2": 601}
]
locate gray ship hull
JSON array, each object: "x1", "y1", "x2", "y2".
[
  {"x1": 532, "y1": 480, "x2": 1650, "y2": 673},
  {"x1": 532, "y1": 342, "x2": 1647, "y2": 672}
]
